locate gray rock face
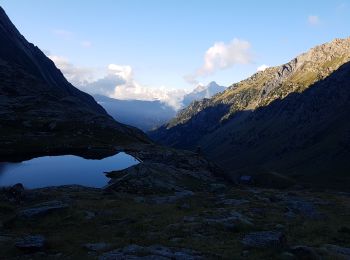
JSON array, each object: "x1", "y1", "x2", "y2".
[
  {"x1": 18, "y1": 201, "x2": 68, "y2": 218},
  {"x1": 15, "y1": 235, "x2": 46, "y2": 251},
  {"x1": 99, "y1": 244, "x2": 204, "y2": 260},
  {"x1": 242, "y1": 231, "x2": 286, "y2": 249}
]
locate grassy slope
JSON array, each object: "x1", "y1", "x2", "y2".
[{"x1": 0, "y1": 186, "x2": 349, "y2": 259}]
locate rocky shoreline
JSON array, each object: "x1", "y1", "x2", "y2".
[{"x1": 1, "y1": 169, "x2": 349, "y2": 259}]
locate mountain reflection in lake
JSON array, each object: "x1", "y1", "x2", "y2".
[{"x1": 0, "y1": 152, "x2": 139, "y2": 188}]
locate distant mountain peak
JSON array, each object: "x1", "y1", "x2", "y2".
[
  {"x1": 183, "y1": 81, "x2": 226, "y2": 106},
  {"x1": 208, "y1": 81, "x2": 219, "y2": 86},
  {"x1": 193, "y1": 81, "x2": 219, "y2": 93}
]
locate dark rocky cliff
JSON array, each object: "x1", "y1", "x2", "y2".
[{"x1": 0, "y1": 6, "x2": 149, "y2": 159}]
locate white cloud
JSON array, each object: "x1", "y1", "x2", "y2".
[
  {"x1": 49, "y1": 55, "x2": 96, "y2": 86},
  {"x1": 257, "y1": 64, "x2": 269, "y2": 72},
  {"x1": 108, "y1": 64, "x2": 187, "y2": 109},
  {"x1": 308, "y1": 15, "x2": 320, "y2": 26},
  {"x1": 81, "y1": 41, "x2": 92, "y2": 48},
  {"x1": 108, "y1": 64, "x2": 133, "y2": 81},
  {"x1": 185, "y1": 38, "x2": 253, "y2": 83},
  {"x1": 49, "y1": 56, "x2": 187, "y2": 109},
  {"x1": 82, "y1": 73, "x2": 126, "y2": 96}
]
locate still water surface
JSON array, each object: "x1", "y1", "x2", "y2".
[{"x1": 0, "y1": 152, "x2": 139, "y2": 188}]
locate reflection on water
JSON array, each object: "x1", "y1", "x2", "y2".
[{"x1": 0, "y1": 152, "x2": 139, "y2": 189}]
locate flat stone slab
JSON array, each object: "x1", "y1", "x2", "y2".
[
  {"x1": 323, "y1": 244, "x2": 350, "y2": 257},
  {"x1": 242, "y1": 231, "x2": 286, "y2": 249},
  {"x1": 15, "y1": 235, "x2": 46, "y2": 251},
  {"x1": 18, "y1": 200, "x2": 68, "y2": 218}
]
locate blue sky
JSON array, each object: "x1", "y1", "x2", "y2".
[{"x1": 1, "y1": 0, "x2": 349, "y2": 105}]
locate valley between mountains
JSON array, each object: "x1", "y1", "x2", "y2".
[
  {"x1": 0, "y1": 5, "x2": 349, "y2": 260},
  {"x1": 151, "y1": 38, "x2": 350, "y2": 191}
]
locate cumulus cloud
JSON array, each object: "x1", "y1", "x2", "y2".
[
  {"x1": 185, "y1": 38, "x2": 253, "y2": 83},
  {"x1": 308, "y1": 15, "x2": 320, "y2": 25},
  {"x1": 49, "y1": 55, "x2": 96, "y2": 86},
  {"x1": 108, "y1": 64, "x2": 187, "y2": 109},
  {"x1": 257, "y1": 64, "x2": 269, "y2": 72},
  {"x1": 82, "y1": 73, "x2": 126, "y2": 96},
  {"x1": 108, "y1": 64, "x2": 133, "y2": 81},
  {"x1": 49, "y1": 56, "x2": 187, "y2": 109},
  {"x1": 112, "y1": 81, "x2": 187, "y2": 110}
]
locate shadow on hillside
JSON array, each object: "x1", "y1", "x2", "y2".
[
  {"x1": 151, "y1": 61, "x2": 350, "y2": 190},
  {"x1": 149, "y1": 103, "x2": 231, "y2": 148}
]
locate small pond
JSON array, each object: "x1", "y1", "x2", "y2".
[{"x1": 0, "y1": 152, "x2": 139, "y2": 189}]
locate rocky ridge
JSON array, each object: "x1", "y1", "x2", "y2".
[
  {"x1": 163, "y1": 38, "x2": 350, "y2": 131},
  {"x1": 150, "y1": 38, "x2": 350, "y2": 189}
]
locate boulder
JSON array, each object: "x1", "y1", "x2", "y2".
[{"x1": 4, "y1": 183, "x2": 25, "y2": 202}]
